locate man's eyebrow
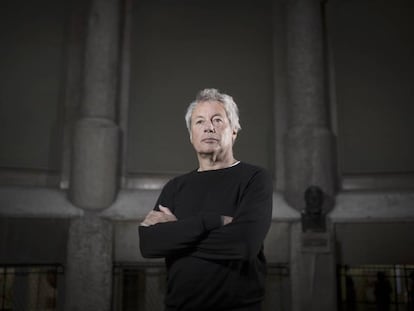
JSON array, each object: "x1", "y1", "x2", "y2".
[
  {"x1": 212, "y1": 113, "x2": 224, "y2": 117},
  {"x1": 193, "y1": 113, "x2": 225, "y2": 119}
]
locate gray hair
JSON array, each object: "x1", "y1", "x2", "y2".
[{"x1": 185, "y1": 88, "x2": 241, "y2": 133}]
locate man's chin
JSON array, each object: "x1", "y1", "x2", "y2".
[
  {"x1": 197, "y1": 149, "x2": 220, "y2": 157},
  {"x1": 198, "y1": 151, "x2": 215, "y2": 156}
]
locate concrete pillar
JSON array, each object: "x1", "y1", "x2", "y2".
[
  {"x1": 65, "y1": 0, "x2": 121, "y2": 310},
  {"x1": 69, "y1": 0, "x2": 121, "y2": 208},
  {"x1": 82, "y1": 0, "x2": 121, "y2": 119},
  {"x1": 285, "y1": 0, "x2": 336, "y2": 211},
  {"x1": 290, "y1": 223, "x2": 337, "y2": 311},
  {"x1": 64, "y1": 213, "x2": 113, "y2": 311},
  {"x1": 283, "y1": 1, "x2": 338, "y2": 310},
  {"x1": 70, "y1": 118, "x2": 119, "y2": 209}
]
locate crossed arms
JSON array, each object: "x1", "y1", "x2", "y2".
[{"x1": 138, "y1": 170, "x2": 273, "y2": 261}]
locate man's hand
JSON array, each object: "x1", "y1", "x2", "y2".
[
  {"x1": 222, "y1": 216, "x2": 233, "y2": 225},
  {"x1": 140, "y1": 205, "x2": 177, "y2": 227}
]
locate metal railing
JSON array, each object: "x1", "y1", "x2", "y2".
[
  {"x1": 112, "y1": 262, "x2": 290, "y2": 311},
  {"x1": 0, "y1": 264, "x2": 63, "y2": 311},
  {"x1": 337, "y1": 264, "x2": 414, "y2": 311},
  {"x1": 1, "y1": 262, "x2": 289, "y2": 310}
]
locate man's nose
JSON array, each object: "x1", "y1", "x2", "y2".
[{"x1": 204, "y1": 121, "x2": 215, "y2": 133}]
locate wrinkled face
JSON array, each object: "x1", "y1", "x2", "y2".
[{"x1": 190, "y1": 101, "x2": 237, "y2": 156}]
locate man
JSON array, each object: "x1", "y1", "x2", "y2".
[{"x1": 139, "y1": 88, "x2": 273, "y2": 311}]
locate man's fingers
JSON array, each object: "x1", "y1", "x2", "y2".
[
  {"x1": 141, "y1": 209, "x2": 177, "y2": 227},
  {"x1": 222, "y1": 216, "x2": 233, "y2": 226},
  {"x1": 159, "y1": 205, "x2": 173, "y2": 215},
  {"x1": 158, "y1": 206, "x2": 178, "y2": 222}
]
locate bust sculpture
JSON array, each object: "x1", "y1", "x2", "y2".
[{"x1": 301, "y1": 185, "x2": 326, "y2": 232}]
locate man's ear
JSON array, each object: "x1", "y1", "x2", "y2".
[{"x1": 232, "y1": 129, "x2": 238, "y2": 143}]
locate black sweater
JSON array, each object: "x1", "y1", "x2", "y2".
[{"x1": 139, "y1": 162, "x2": 273, "y2": 311}]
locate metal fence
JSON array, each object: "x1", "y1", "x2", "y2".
[
  {"x1": 1, "y1": 262, "x2": 289, "y2": 310},
  {"x1": 337, "y1": 264, "x2": 414, "y2": 311},
  {"x1": 0, "y1": 264, "x2": 63, "y2": 311},
  {"x1": 112, "y1": 262, "x2": 290, "y2": 311},
  {"x1": 7, "y1": 263, "x2": 412, "y2": 311}
]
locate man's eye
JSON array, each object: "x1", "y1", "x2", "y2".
[
  {"x1": 213, "y1": 118, "x2": 222, "y2": 123},
  {"x1": 195, "y1": 120, "x2": 203, "y2": 125}
]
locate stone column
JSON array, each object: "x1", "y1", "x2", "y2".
[
  {"x1": 290, "y1": 223, "x2": 337, "y2": 311},
  {"x1": 285, "y1": 0, "x2": 336, "y2": 211},
  {"x1": 65, "y1": 0, "x2": 121, "y2": 310},
  {"x1": 70, "y1": 118, "x2": 119, "y2": 209},
  {"x1": 284, "y1": 0, "x2": 337, "y2": 311},
  {"x1": 64, "y1": 214, "x2": 114, "y2": 311},
  {"x1": 69, "y1": 0, "x2": 120, "y2": 208}
]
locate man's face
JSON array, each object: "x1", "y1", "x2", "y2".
[{"x1": 190, "y1": 101, "x2": 237, "y2": 157}]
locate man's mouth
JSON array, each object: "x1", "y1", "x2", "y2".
[{"x1": 202, "y1": 138, "x2": 219, "y2": 143}]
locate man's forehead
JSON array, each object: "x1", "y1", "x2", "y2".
[{"x1": 193, "y1": 101, "x2": 225, "y2": 113}]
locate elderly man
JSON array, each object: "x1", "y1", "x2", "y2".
[{"x1": 139, "y1": 88, "x2": 273, "y2": 311}]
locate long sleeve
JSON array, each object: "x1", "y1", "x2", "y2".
[
  {"x1": 138, "y1": 163, "x2": 272, "y2": 310},
  {"x1": 190, "y1": 169, "x2": 273, "y2": 260},
  {"x1": 139, "y1": 213, "x2": 222, "y2": 258},
  {"x1": 138, "y1": 164, "x2": 273, "y2": 260},
  {"x1": 139, "y1": 177, "x2": 223, "y2": 258}
]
